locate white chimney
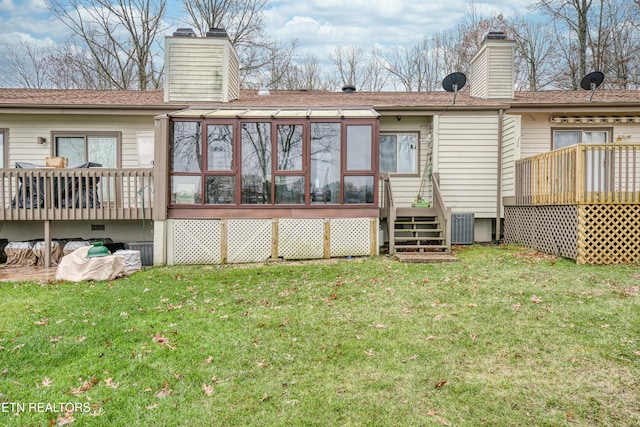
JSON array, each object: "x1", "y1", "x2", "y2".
[
  {"x1": 164, "y1": 28, "x2": 239, "y2": 103},
  {"x1": 469, "y1": 32, "x2": 516, "y2": 100}
]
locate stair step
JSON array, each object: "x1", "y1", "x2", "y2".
[
  {"x1": 395, "y1": 236, "x2": 445, "y2": 241},
  {"x1": 394, "y1": 228, "x2": 442, "y2": 233},
  {"x1": 395, "y1": 244, "x2": 449, "y2": 250},
  {"x1": 395, "y1": 221, "x2": 439, "y2": 225}
]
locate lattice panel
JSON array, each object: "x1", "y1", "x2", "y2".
[
  {"x1": 173, "y1": 220, "x2": 221, "y2": 265},
  {"x1": 227, "y1": 219, "x2": 272, "y2": 263},
  {"x1": 535, "y1": 205, "x2": 578, "y2": 259},
  {"x1": 329, "y1": 218, "x2": 371, "y2": 257},
  {"x1": 578, "y1": 204, "x2": 640, "y2": 265},
  {"x1": 278, "y1": 219, "x2": 324, "y2": 260},
  {"x1": 504, "y1": 205, "x2": 578, "y2": 259}
]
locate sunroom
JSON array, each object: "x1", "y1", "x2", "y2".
[{"x1": 152, "y1": 108, "x2": 381, "y2": 264}]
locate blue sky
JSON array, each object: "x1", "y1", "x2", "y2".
[{"x1": 0, "y1": 0, "x2": 537, "y2": 82}]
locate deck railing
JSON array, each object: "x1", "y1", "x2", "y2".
[
  {"x1": 515, "y1": 143, "x2": 640, "y2": 205},
  {"x1": 0, "y1": 168, "x2": 153, "y2": 220}
]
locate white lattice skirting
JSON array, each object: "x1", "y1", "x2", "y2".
[{"x1": 168, "y1": 218, "x2": 377, "y2": 265}]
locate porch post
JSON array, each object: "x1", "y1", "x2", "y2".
[{"x1": 44, "y1": 220, "x2": 51, "y2": 268}]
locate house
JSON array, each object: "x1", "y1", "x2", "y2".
[{"x1": 0, "y1": 30, "x2": 638, "y2": 266}]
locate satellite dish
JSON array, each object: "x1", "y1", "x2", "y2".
[
  {"x1": 442, "y1": 72, "x2": 467, "y2": 104},
  {"x1": 580, "y1": 71, "x2": 604, "y2": 102}
]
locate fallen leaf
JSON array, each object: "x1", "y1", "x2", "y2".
[
  {"x1": 427, "y1": 410, "x2": 437, "y2": 416},
  {"x1": 55, "y1": 412, "x2": 75, "y2": 425},
  {"x1": 104, "y1": 378, "x2": 119, "y2": 389},
  {"x1": 435, "y1": 380, "x2": 447, "y2": 388},
  {"x1": 75, "y1": 336, "x2": 86, "y2": 342},
  {"x1": 35, "y1": 318, "x2": 49, "y2": 326},
  {"x1": 146, "y1": 403, "x2": 158, "y2": 410},
  {"x1": 42, "y1": 377, "x2": 52, "y2": 387},
  {"x1": 530, "y1": 295, "x2": 543, "y2": 304},
  {"x1": 202, "y1": 383, "x2": 214, "y2": 396},
  {"x1": 513, "y1": 302, "x2": 522, "y2": 310},
  {"x1": 70, "y1": 377, "x2": 98, "y2": 396},
  {"x1": 468, "y1": 303, "x2": 477, "y2": 308},
  {"x1": 373, "y1": 323, "x2": 386, "y2": 329},
  {"x1": 154, "y1": 381, "x2": 173, "y2": 398},
  {"x1": 365, "y1": 349, "x2": 375, "y2": 357},
  {"x1": 205, "y1": 356, "x2": 214, "y2": 364}
]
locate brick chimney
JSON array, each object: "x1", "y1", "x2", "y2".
[
  {"x1": 469, "y1": 32, "x2": 516, "y2": 100},
  {"x1": 164, "y1": 28, "x2": 239, "y2": 103}
]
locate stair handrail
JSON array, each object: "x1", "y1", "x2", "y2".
[
  {"x1": 432, "y1": 172, "x2": 451, "y2": 251},
  {"x1": 380, "y1": 173, "x2": 394, "y2": 219},
  {"x1": 379, "y1": 173, "x2": 396, "y2": 254}
]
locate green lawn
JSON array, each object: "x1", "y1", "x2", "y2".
[{"x1": 0, "y1": 245, "x2": 639, "y2": 426}]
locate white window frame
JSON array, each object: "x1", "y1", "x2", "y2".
[{"x1": 379, "y1": 132, "x2": 419, "y2": 176}]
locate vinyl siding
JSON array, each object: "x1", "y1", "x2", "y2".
[
  {"x1": 501, "y1": 114, "x2": 520, "y2": 197},
  {"x1": 518, "y1": 113, "x2": 640, "y2": 160},
  {"x1": 165, "y1": 37, "x2": 239, "y2": 103},
  {"x1": 470, "y1": 40, "x2": 516, "y2": 100},
  {"x1": 0, "y1": 113, "x2": 154, "y2": 168},
  {"x1": 435, "y1": 113, "x2": 500, "y2": 217}
]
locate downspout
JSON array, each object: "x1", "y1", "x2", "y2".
[{"x1": 496, "y1": 108, "x2": 504, "y2": 243}]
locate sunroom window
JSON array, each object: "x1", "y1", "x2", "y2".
[{"x1": 168, "y1": 110, "x2": 378, "y2": 208}]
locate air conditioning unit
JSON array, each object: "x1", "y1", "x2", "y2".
[{"x1": 451, "y1": 213, "x2": 474, "y2": 245}]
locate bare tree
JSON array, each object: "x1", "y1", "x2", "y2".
[
  {"x1": 46, "y1": 0, "x2": 166, "y2": 90},
  {"x1": 182, "y1": 0, "x2": 272, "y2": 87},
  {"x1": 379, "y1": 37, "x2": 444, "y2": 92},
  {"x1": 503, "y1": 16, "x2": 557, "y2": 90},
  {"x1": 329, "y1": 46, "x2": 386, "y2": 91},
  {"x1": 4, "y1": 40, "x2": 55, "y2": 89},
  {"x1": 534, "y1": 0, "x2": 593, "y2": 88}
]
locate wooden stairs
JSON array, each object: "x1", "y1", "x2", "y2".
[
  {"x1": 392, "y1": 207, "x2": 449, "y2": 253},
  {"x1": 380, "y1": 173, "x2": 456, "y2": 263}
]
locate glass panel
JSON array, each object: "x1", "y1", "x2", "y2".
[
  {"x1": 379, "y1": 135, "x2": 397, "y2": 172},
  {"x1": 88, "y1": 137, "x2": 116, "y2": 167},
  {"x1": 171, "y1": 175, "x2": 202, "y2": 204},
  {"x1": 205, "y1": 176, "x2": 235, "y2": 204},
  {"x1": 397, "y1": 134, "x2": 417, "y2": 173},
  {"x1": 277, "y1": 124, "x2": 303, "y2": 171},
  {"x1": 275, "y1": 176, "x2": 305, "y2": 204},
  {"x1": 346, "y1": 125, "x2": 372, "y2": 170},
  {"x1": 553, "y1": 131, "x2": 580, "y2": 149},
  {"x1": 207, "y1": 124, "x2": 233, "y2": 171},
  {"x1": 241, "y1": 122, "x2": 272, "y2": 204},
  {"x1": 57, "y1": 137, "x2": 85, "y2": 166},
  {"x1": 311, "y1": 123, "x2": 341, "y2": 204},
  {"x1": 172, "y1": 121, "x2": 202, "y2": 172},
  {"x1": 344, "y1": 176, "x2": 374, "y2": 204},
  {"x1": 0, "y1": 132, "x2": 4, "y2": 167},
  {"x1": 583, "y1": 131, "x2": 608, "y2": 143}
]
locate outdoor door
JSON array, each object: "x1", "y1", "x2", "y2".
[{"x1": 553, "y1": 130, "x2": 609, "y2": 193}]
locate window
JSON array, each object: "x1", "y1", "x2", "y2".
[
  {"x1": 380, "y1": 133, "x2": 418, "y2": 174},
  {"x1": 169, "y1": 117, "x2": 378, "y2": 207},
  {"x1": 0, "y1": 129, "x2": 6, "y2": 168},
  {"x1": 54, "y1": 132, "x2": 120, "y2": 167},
  {"x1": 553, "y1": 129, "x2": 609, "y2": 150},
  {"x1": 310, "y1": 123, "x2": 340, "y2": 204}
]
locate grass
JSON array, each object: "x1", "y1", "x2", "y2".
[{"x1": 0, "y1": 245, "x2": 639, "y2": 426}]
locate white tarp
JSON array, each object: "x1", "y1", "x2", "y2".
[{"x1": 55, "y1": 246, "x2": 126, "y2": 282}]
